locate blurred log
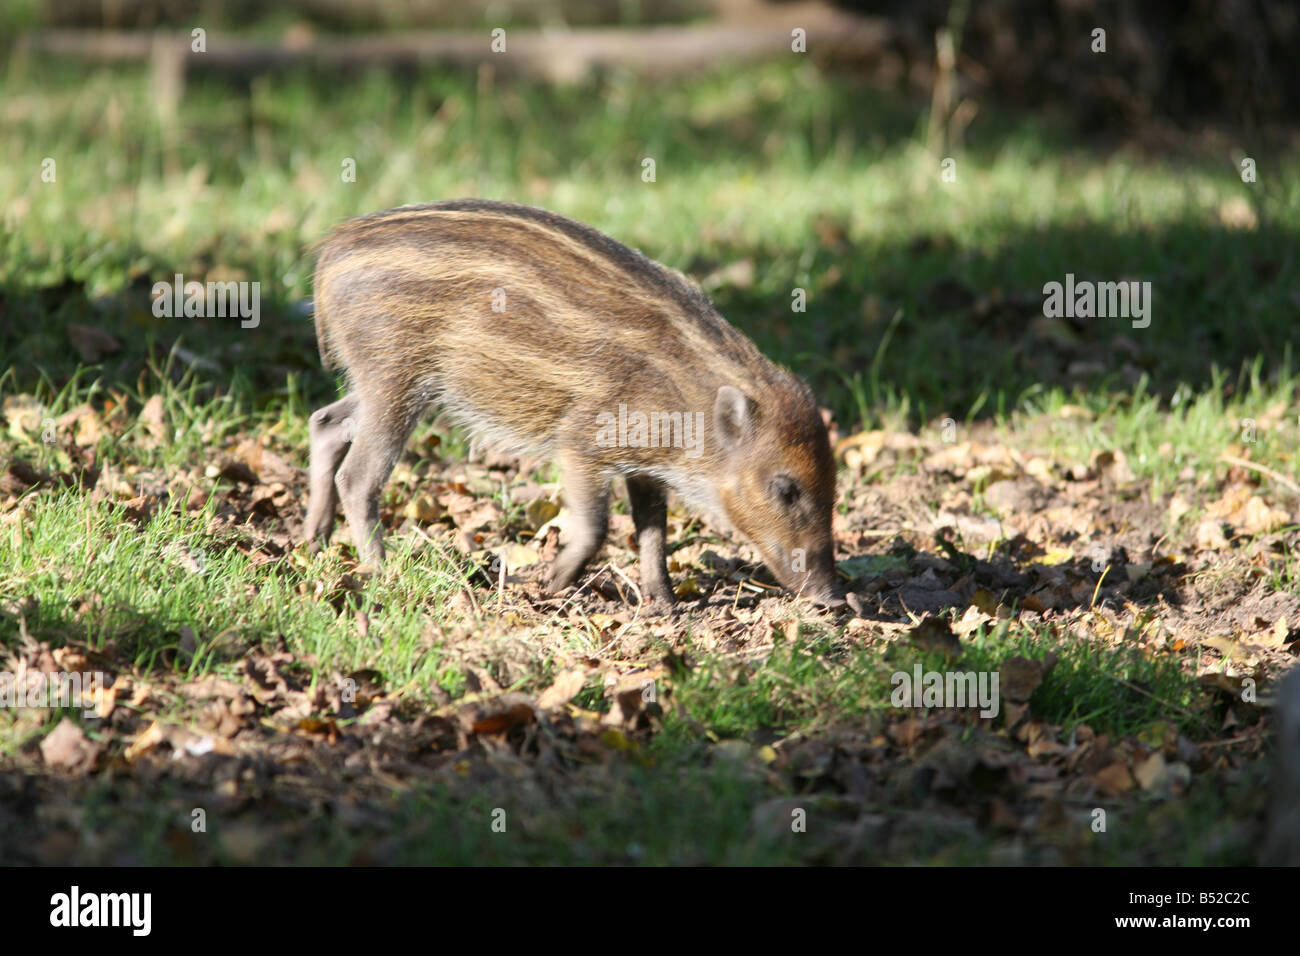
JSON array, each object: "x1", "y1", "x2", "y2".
[
  {"x1": 16, "y1": 14, "x2": 893, "y2": 82},
  {"x1": 32, "y1": 0, "x2": 709, "y2": 31}
]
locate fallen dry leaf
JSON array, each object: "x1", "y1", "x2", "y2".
[
  {"x1": 40, "y1": 718, "x2": 100, "y2": 773},
  {"x1": 233, "y1": 439, "x2": 300, "y2": 484},
  {"x1": 1000, "y1": 654, "x2": 1057, "y2": 703},
  {"x1": 3, "y1": 394, "x2": 46, "y2": 439},
  {"x1": 124, "y1": 721, "x2": 168, "y2": 761},
  {"x1": 468, "y1": 701, "x2": 536, "y2": 735},
  {"x1": 441, "y1": 492, "x2": 502, "y2": 533},
  {"x1": 1195, "y1": 519, "x2": 1230, "y2": 551},
  {"x1": 537, "y1": 668, "x2": 588, "y2": 710},
  {"x1": 1133, "y1": 752, "x2": 1170, "y2": 791},
  {"x1": 403, "y1": 494, "x2": 443, "y2": 522},
  {"x1": 1091, "y1": 449, "x2": 1136, "y2": 486},
  {"x1": 908, "y1": 618, "x2": 963, "y2": 658},
  {"x1": 138, "y1": 394, "x2": 167, "y2": 447},
  {"x1": 1092, "y1": 761, "x2": 1135, "y2": 795}
]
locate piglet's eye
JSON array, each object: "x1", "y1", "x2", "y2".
[{"x1": 769, "y1": 475, "x2": 801, "y2": 508}]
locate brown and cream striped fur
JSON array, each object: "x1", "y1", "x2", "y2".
[{"x1": 304, "y1": 199, "x2": 842, "y2": 606}]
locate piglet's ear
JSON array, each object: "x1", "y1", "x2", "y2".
[{"x1": 714, "y1": 385, "x2": 753, "y2": 452}]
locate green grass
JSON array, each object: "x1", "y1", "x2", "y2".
[
  {"x1": 1, "y1": 51, "x2": 1295, "y2": 865},
  {"x1": 4, "y1": 57, "x2": 1299, "y2": 422},
  {"x1": 1010, "y1": 359, "x2": 1299, "y2": 494},
  {"x1": 668, "y1": 617, "x2": 1203, "y2": 743},
  {"x1": 0, "y1": 479, "x2": 478, "y2": 709}
]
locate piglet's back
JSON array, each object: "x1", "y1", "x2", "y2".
[{"x1": 311, "y1": 199, "x2": 793, "y2": 451}]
